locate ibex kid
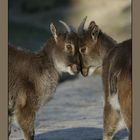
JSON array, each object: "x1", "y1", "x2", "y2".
[
  {"x1": 78, "y1": 17, "x2": 132, "y2": 140},
  {"x1": 9, "y1": 21, "x2": 80, "y2": 140}
]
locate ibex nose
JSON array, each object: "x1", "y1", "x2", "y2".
[
  {"x1": 71, "y1": 64, "x2": 80, "y2": 74},
  {"x1": 81, "y1": 67, "x2": 89, "y2": 77}
]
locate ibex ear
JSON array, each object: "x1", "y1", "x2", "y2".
[
  {"x1": 88, "y1": 21, "x2": 100, "y2": 41},
  {"x1": 50, "y1": 23, "x2": 58, "y2": 43},
  {"x1": 88, "y1": 21, "x2": 96, "y2": 30}
]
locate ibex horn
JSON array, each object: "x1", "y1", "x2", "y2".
[
  {"x1": 78, "y1": 16, "x2": 87, "y2": 35},
  {"x1": 59, "y1": 20, "x2": 71, "y2": 33}
]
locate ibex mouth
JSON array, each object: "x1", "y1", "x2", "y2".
[
  {"x1": 71, "y1": 64, "x2": 80, "y2": 74},
  {"x1": 81, "y1": 67, "x2": 89, "y2": 77},
  {"x1": 81, "y1": 65, "x2": 102, "y2": 77},
  {"x1": 68, "y1": 64, "x2": 79, "y2": 75}
]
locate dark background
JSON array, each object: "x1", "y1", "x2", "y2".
[{"x1": 9, "y1": 0, "x2": 131, "y2": 51}]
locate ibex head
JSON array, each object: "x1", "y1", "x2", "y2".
[
  {"x1": 50, "y1": 21, "x2": 80, "y2": 75},
  {"x1": 78, "y1": 17, "x2": 102, "y2": 77}
]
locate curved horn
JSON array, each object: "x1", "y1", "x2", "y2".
[
  {"x1": 78, "y1": 16, "x2": 87, "y2": 35},
  {"x1": 59, "y1": 20, "x2": 71, "y2": 33}
]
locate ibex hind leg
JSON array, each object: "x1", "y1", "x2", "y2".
[
  {"x1": 124, "y1": 113, "x2": 132, "y2": 140},
  {"x1": 120, "y1": 91, "x2": 132, "y2": 140},
  {"x1": 15, "y1": 106, "x2": 35, "y2": 140},
  {"x1": 103, "y1": 103, "x2": 120, "y2": 140},
  {"x1": 124, "y1": 115, "x2": 132, "y2": 140}
]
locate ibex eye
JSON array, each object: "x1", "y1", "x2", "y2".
[
  {"x1": 80, "y1": 47, "x2": 86, "y2": 53},
  {"x1": 66, "y1": 45, "x2": 72, "y2": 51}
]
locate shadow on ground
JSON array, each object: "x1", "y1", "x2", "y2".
[{"x1": 24, "y1": 127, "x2": 128, "y2": 140}]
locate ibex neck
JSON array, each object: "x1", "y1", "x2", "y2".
[
  {"x1": 98, "y1": 31, "x2": 117, "y2": 59},
  {"x1": 38, "y1": 38, "x2": 59, "y2": 73}
]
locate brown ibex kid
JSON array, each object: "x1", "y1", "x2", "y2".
[
  {"x1": 78, "y1": 17, "x2": 132, "y2": 140},
  {"x1": 9, "y1": 21, "x2": 80, "y2": 140}
]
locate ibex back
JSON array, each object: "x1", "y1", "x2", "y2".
[
  {"x1": 8, "y1": 21, "x2": 80, "y2": 140},
  {"x1": 78, "y1": 17, "x2": 132, "y2": 140}
]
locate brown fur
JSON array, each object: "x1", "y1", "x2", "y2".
[
  {"x1": 103, "y1": 39, "x2": 132, "y2": 140},
  {"x1": 9, "y1": 29, "x2": 79, "y2": 140},
  {"x1": 78, "y1": 21, "x2": 116, "y2": 77},
  {"x1": 78, "y1": 20, "x2": 132, "y2": 140}
]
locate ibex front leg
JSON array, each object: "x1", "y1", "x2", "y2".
[{"x1": 8, "y1": 115, "x2": 12, "y2": 136}]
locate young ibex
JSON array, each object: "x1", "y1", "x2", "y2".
[
  {"x1": 78, "y1": 17, "x2": 132, "y2": 140},
  {"x1": 8, "y1": 21, "x2": 80, "y2": 140}
]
